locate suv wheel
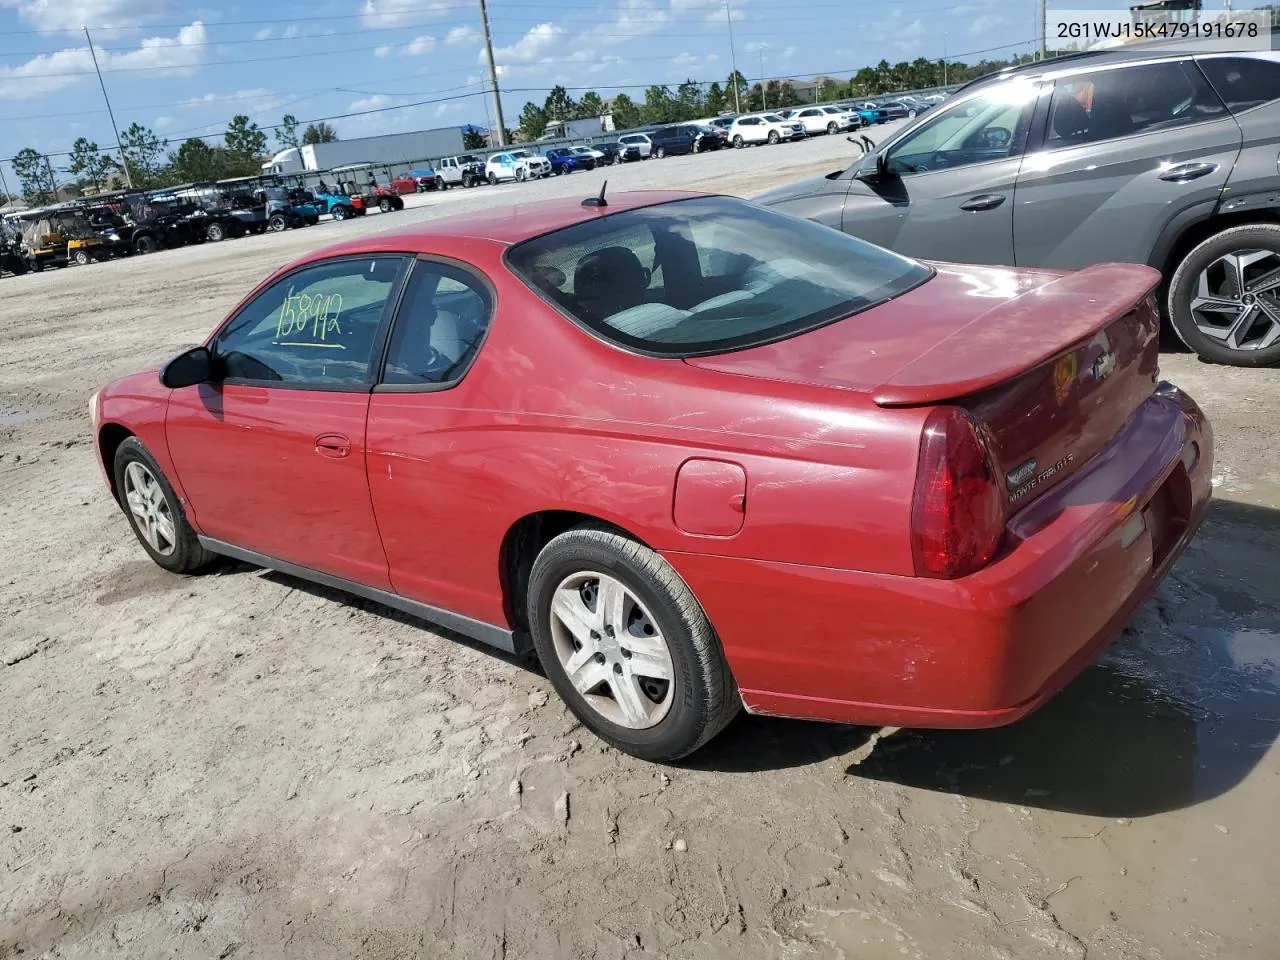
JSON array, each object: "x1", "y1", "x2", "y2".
[
  {"x1": 1168, "y1": 224, "x2": 1280, "y2": 366},
  {"x1": 655, "y1": 145, "x2": 666, "y2": 159},
  {"x1": 527, "y1": 525, "x2": 739, "y2": 761},
  {"x1": 827, "y1": 121, "x2": 839, "y2": 134},
  {"x1": 767, "y1": 130, "x2": 780, "y2": 145},
  {"x1": 732, "y1": 134, "x2": 744, "y2": 148}
]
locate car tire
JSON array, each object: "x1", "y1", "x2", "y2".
[
  {"x1": 488, "y1": 172, "x2": 498, "y2": 185},
  {"x1": 378, "y1": 198, "x2": 392, "y2": 213},
  {"x1": 767, "y1": 130, "x2": 780, "y2": 144},
  {"x1": 73, "y1": 249, "x2": 91, "y2": 266},
  {"x1": 436, "y1": 177, "x2": 446, "y2": 191},
  {"x1": 827, "y1": 121, "x2": 839, "y2": 134},
  {"x1": 655, "y1": 146, "x2": 666, "y2": 159},
  {"x1": 733, "y1": 135, "x2": 744, "y2": 148},
  {"x1": 1167, "y1": 224, "x2": 1280, "y2": 367},
  {"x1": 909, "y1": 109, "x2": 917, "y2": 118},
  {"x1": 206, "y1": 222, "x2": 226, "y2": 242},
  {"x1": 134, "y1": 235, "x2": 157, "y2": 255},
  {"x1": 268, "y1": 214, "x2": 288, "y2": 232},
  {"x1": 527, "y1": 524, "x2": 740, "y2": 762},
  {"x1": 113, "y1": 437, "x2": 215, "y2": 575},
  {"x1": 331, "y1": 205, "x2": 349, "y2": 222}
]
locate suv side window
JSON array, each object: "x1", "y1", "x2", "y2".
[
  {"x1": 381, "y1": 262, "x2": 493, "y2": 387},
  {"x1": 1046, "y1": 60, "x2": 1226, "y2": 148},
  {"x1": 885, "y1": 82, "x2": 1039, "y2": 175},
  {"x1": 1197, "y1": 56, "x2": 1280, "y2": 112},
  {"x1": 213, "y1": 256, "x2": 407, "y2": 386}
]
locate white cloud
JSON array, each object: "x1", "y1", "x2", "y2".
[
  {"x1": 376, "y1": 34, "x2": 436, "y2": 58},
  {"x1": 446, "y1": 24, "x2": 479, "y2": 46},
  {"x1": 969, "y1": 14, "x2": 1003, "y2": 34},
  {"x1": 349, "y1": 93, "x2": 392, "y2": 112},
  {"x1": 254, "y1": 27, "x2": 272, "y2": 40},
  {"x1": 153, "y1": 115, "x2": 177, "y2": 130},
  {"x1": 282, "y1": 24, "x2": 300, "y2": 39},
  {"x1": 0, "y1": 21, "x2": 206, "y2": 100},
  {"x1": 0, "y1": 0, "x2": 170, "y2": 32},
  {"x1": 584, "y1": 0, "x2": 670, "y2": 46},
  {"x1": 743, "y1": 41, "x2": 768, "y2": 54},
  {"x1": 490, "y1": 22, "x2": 567, "y2": 63},
  {"x1": 360, "y1": 0, "x2": 448, "y2": 29},
  {"x1": 781, "y1": 45, "x2": 798, "y2": 60},
  {"x1": 178, "y1": 87, "x2": 273, "y2": 109}
]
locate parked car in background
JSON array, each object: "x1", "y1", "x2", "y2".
[
  {"x1": 649, "y1": 123, "x2": 724, "y2": 157},
  {"x1": 755, "y1": 45, "x2": 1280, "y2": 366},
  {"x1": 91, "y1": 191, "x2": 1212, "y2": 761},
  {"x1": 437, "y1": 155, "x2": 487, "y2": 188},
  {"x1": 617, "y1": 132, "x2": 654, "y2": 158},
  {"x1": 594, "y1": 141, "x2": 642, "y2": 164},
  {"x1": 875, "y1": 100, "x2": 919, "y2": 122},
  {"x1": 570, "y1": 145, "x2": 606, "y2": 163},
  {"x1": 846, "y1": 103, "x2": 880, "y2": 126},
  {"x1": 789, "y1": 105, "x2": 857, "y2": 135},
  {"x1": 542, "y1": 147, "x2": 592, "y2": 174},
  {"x1": 486, "y1": 150, "x2": 552, "y2": 184},
  {"x1": 727, "y1": 113, "x2": 805, "y2": 147},
  {"x1": 391, "y1": 172, "x2": 424, "y2": 195}
]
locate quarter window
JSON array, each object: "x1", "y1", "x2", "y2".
[
  {"x1": 380, "y1": 262, "x2": 493, "y2": 386},
  {"x1": 213, "y1": 256, "x2": 407, "y2": 385},
  {"x1": 1197, "y1": 56, "x2": 1280, "y2": 113},
  {"x1": 1045, "y1": 60, "x2": 1226, "y2": 148}
]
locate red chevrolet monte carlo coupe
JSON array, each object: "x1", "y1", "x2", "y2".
[{"x1": 90, "y1": 190, "x2": 1213, "y2": 761}]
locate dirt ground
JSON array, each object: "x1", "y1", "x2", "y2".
[{"x1": 2, "y1": 131, "x2": 1278, "y2": 960}]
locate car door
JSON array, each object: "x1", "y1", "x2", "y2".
[
  {"x1": 165, "y1": 254, "x2": 411, "y2": 589},
  {"x1": 838, "y1": 80, "x2": 1041, "y2": 263},
  {"x1": 1012, "y1": 58, "x2": 1240, "y2": 268},
  {"x1": 364, "y1": 258, "x2": 499, "y2": 622}
]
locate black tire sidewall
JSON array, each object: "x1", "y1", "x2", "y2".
[
  {"x1": 527, "y1": 530, "x2": 729, "y2": 761},
  {"x1": 1168, "y1": 225, "x2": 1280, "y2": 367},
  {"x1": 112, "y1": 437, "x2": 206, "y2": 574}
]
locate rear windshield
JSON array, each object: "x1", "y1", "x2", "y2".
[{"x1": 506, "y1": 195, "x2": 931, "y2": 356}]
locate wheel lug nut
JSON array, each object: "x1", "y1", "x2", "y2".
[
  {"x1": 613, "y1": 663, "x2": 623, "y2": 675},
  {"x1": 589, "y1": 630, "x2": 600, "y2": 640},
  {"x1": 604, "y1": 626, "x2": 614, "y2": 637},
  {"x1": 621, "y1": 648, "x2": 631, "y2": 659},
  {"x1": 595, "y1": 653, "x2": 606, "y2": 664}
]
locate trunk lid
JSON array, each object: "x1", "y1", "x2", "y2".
[{"x1": 685, "y1": 261, "x2": 1162, "y2": 510}]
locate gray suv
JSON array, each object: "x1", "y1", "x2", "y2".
[{"x1": 756, "y1": 47, "x2": 1280, "y2": 366}]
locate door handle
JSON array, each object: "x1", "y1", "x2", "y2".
[
  {"x1": 1158, "y1": 161, "x2": 1218, "y2": 183},
  {"x1": 959, "y1": 194, "x2": 1006, "y2": 212},
  {"x1": 314, "y1": 433, "x2": 351, "y2": 459}
]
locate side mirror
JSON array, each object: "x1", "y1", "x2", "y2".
[{"x1": 160, "y1": 345, "x2": 214, "y2": 389}]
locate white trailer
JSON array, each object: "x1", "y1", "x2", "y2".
[{"x1": 262, "y1": 127, "x2": 468, "y2": 175}]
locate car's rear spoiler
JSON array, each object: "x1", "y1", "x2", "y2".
[{"x1": 872, "y1": 263, "x2": 1161, "y2": 407}]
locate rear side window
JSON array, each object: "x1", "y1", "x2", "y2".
[
  {"x1": 1046, "y1": 60, "x2": 1226, "y2": 148},
  {"x1": 381, "y1": 262, "x2": 492, "y2": 387},
  {"x1": 1197, "y1": 56, "x2": 1280, "y2": 112},
  {"x1": 507, "y1": 196, "x2": 931, "y2": 357}
]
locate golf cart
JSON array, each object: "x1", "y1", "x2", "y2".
[
  {"x1": 0, "y1": 217, "x2": 29, "y2": 276},
  {"x1": 328, "y1": 163, "x2": 406, "y2": 214},
  {"x1": 13, "y1": 207, "x2": 106, "y2": 270}
]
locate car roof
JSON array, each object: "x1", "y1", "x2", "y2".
[
  {"x1": 953, "y1": 31, "x2": 1280, "y2": 93},
  {"x1": 306, "y1": 190, "x2": 709, "y2": 253}
]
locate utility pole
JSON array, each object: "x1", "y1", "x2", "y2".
[
  {"x1": 942, "y1": 32, "x2": 948, "y2": 85},
  {"x1": 759, "y1": 50, "x2": 766, "y2": 111},
  {"x1": 85, "y1": 27, "x2": 133, "y2": 189},
  {"x1": 725, "y1": 0, "x2": 741, "y2": 113},
  {"x1": 477, "y1": 0, "x2": 507, "y2": 146},
  {"x1": 1037, "y1": 0, "x2": 1046, "y2": 60}
]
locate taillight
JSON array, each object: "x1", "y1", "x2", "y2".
[{"x1": 910, "y1": 407, "x2": 1004, "y2": 579}]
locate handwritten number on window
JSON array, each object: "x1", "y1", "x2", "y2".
[{"x1": 274, "y1": 291, "x2": 345, "y2": 348}]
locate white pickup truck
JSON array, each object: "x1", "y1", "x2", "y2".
[{"x1": 436, "y1": 155, "x2": 487, "y2": 188}]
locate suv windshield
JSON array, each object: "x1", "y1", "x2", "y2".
[{"x1": 506, "y1": 195, "x2": 931, "y2": 356}]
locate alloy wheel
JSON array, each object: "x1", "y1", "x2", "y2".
[
  {"x1": 123, "y1": 461, "x2": 177, "y2": 557},
  {"x1": 1190, "y1": 249, "x2": 1280, "y2": 352},
  {"x1": 548, "y1": 571, "x2": 675, "y2": 730}
]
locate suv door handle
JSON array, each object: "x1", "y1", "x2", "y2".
[
  {"x1": 1158, "y1": 161, "x2": 1218, "y2": 183},
  {"x1": 959, "y1": 194, "x2": 1006, "y2": 212},
  {"x1": 314, "y1": 433, "x2": 351, "y2": 459}
]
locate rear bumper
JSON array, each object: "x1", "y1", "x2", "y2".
[{"x1": 662, "y1": 384, "x2": 1213, "y2": 729}]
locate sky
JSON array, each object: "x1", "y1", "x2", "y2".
[{"x1": 0, "y1": 0, "x2": 1168, "y2": 177}]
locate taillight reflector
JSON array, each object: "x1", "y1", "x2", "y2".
[{"x1": 910, "y1": 407, "x2": 1005, "y2": 579}]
